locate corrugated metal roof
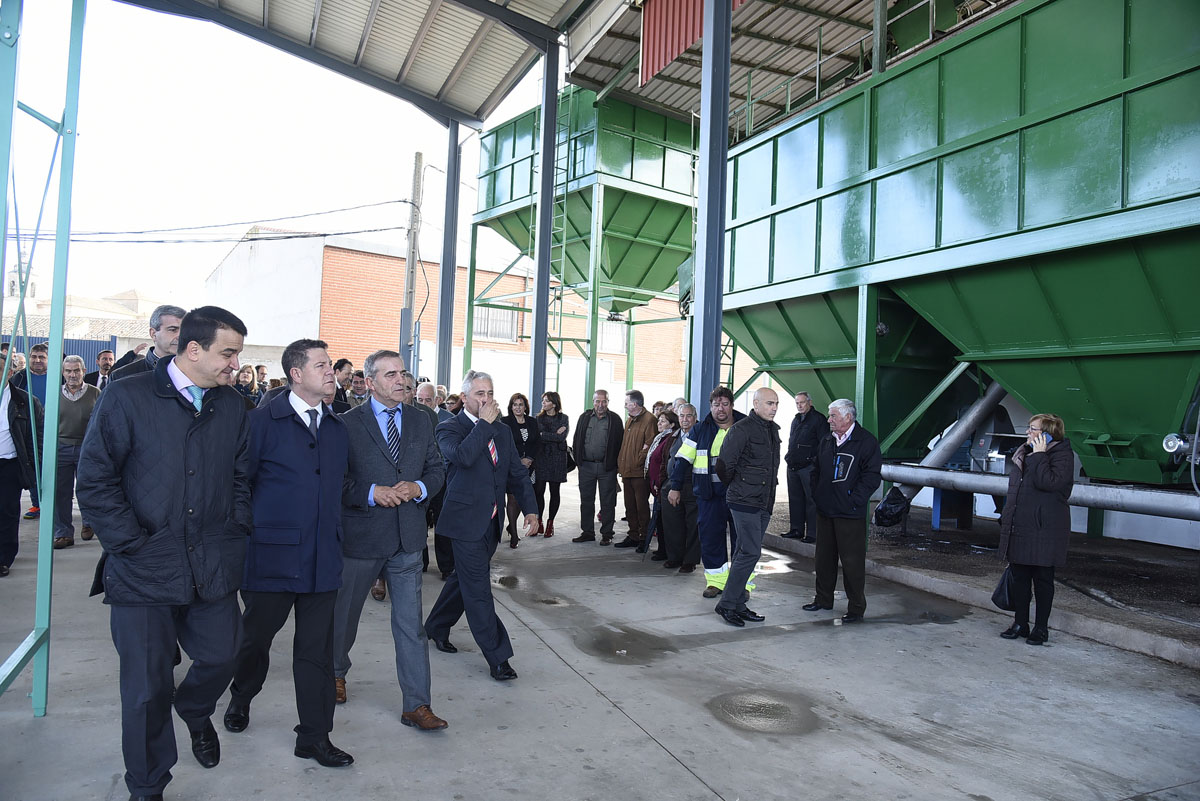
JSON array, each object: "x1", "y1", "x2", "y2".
[
  {"x1": 121, "y1": 0, "x2": 591, "y2": 127},
  {"x1": 566, "y1": 0, "x2": 977, "y2": 140}
]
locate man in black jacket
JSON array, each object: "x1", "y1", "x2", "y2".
[
  {"x1": 571, "y1": 389, "x2": 625, "y2": 544},
  {"x1": 111, "y1": 304, "x2": 186, "y2": 382},
  {"x1": 0, "y1": 374, "x2": 44, "y2": 577},
  {"x1": 784, "y1": 391, "x2": 826, "y2": 542},
  {"x1": 712, "y1": 388, "x2": 781, "y2": 627},
  {"x1": 78, "y1": 306, "x2": 251, "y2": 801},
  {"x1": 803, "y1": 398, "x2": 882, "y2": 624}
]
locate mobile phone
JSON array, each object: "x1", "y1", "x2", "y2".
[{"x1": 1041, "y1": 432, "x2": 1052, "y2": 444}]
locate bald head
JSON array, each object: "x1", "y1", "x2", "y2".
[{"x1": 752, "y1": 387, "x2": 779, "y2": 421}]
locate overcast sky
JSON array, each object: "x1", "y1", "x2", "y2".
[{"x1": 11, "y1": 0, "x2": 542, "y2": 306}]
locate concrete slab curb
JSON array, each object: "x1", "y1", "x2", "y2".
[{"x1": 764, "y1": 533, "x2": 1200, "y2": 669}]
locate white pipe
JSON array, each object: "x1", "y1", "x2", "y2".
[{"x1": 883, "y1": 464, "x2": 1200, "y2": 522}]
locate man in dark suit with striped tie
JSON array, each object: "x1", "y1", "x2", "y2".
[
  {"x1": 424, "y1": 370, "x2": 538, "y2": 681},
  {"x1": 331, "y1": 350, "x2": 448, "y2": 731}
]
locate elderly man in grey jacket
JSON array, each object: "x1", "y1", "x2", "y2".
[
  {"x1": 712, "y1": 387, "x2": 781, "y2": 627},
  {"x1": 331, "y1": 349, "x2": 448, "y2": 731}
]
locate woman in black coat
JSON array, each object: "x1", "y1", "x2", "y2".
[
  {"x1": 532, "y1": 391, "x2": 570, "y2": 538},
  {"x1": 997, "y1": 413, "x2": 1074, "y2": 645},
  {"x1": 501, "y1": 393, "x2": 540, "y2": 549}
]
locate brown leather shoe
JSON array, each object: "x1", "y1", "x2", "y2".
[
  {"x1": 80, "y1": 525, "x2": 94, "y2": 541},
  {"x1": 334, "y1": 677, "x2": 346, "y2": 704},
  {"x1": 370, "y1": 579, "x2": 386, "y2": 602},
  {"x1": 52, "y1": 537, "x2": 74, "y2": 549},
  {"x1": 400, "y1": 704, "x2": 447, "y2": 731}
]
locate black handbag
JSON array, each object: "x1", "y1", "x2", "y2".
[
  {"x1": 991, "y1": 566, "x2": 1016, "y2": 611},
  {"x1": 566, "y1": 446, "x2": 577, "y2": 473}
]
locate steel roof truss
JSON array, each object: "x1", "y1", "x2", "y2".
[
  {"x1": 398, "y1": 0, "x2": 444, "y2": 84},
  {"x1": 444, "y1": 0, "x2": 557, "y2": 51},
  {"x1": 354, "y1": 0, "x2": 383, "y2": 65}
]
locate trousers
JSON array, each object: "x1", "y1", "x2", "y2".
[
  {"x1": 696, "y1": 493, "x2": 738, "y2": 571},
  {"x1": 1009, "y1": 563, "x2": 1055, "y2": 629},
  {"x1": 717, "y1": 507, "x2": 771, "y2": 612},
  {"x1": 813, "y1": 514, "x2": 868, "y2": 616}
]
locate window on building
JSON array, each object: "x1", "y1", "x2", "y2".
[
  {"x1": 599, "y1": 319, "x2": 628, "y2": 354},
  {"x1": 476, "y1": 305, "x2": 519, "y2": 341}
]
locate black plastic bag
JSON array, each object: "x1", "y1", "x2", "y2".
[
  {"x1": 872, "y1": 485, "x2": 911, "y2": 527},
  {"x1": 991, "y1": 566, "x2": 1016, "y2": 611}
]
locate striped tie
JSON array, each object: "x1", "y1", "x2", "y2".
[
  {"x1": 385, "y1": 407, "x2": 401, "y2": 464},
  {"x1": 488, "y1": 438, "x2": 498, "y2": 466}
]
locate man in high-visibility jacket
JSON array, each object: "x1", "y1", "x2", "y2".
[{"x1": 667, "y1": 385, "x2": 745, "y2": 597}]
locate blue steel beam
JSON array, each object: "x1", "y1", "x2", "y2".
[
  {"x1": 688, "y1": 0, "x2": 732, "y2": 404},
  {"x1": 0, "y1": 0, "x2": 21, "y2": 337},
  {"x1": 436, "y1": 120, "x2": 460, "y2": 386},
  {"x1": 527, "y1": 46, "x2": 557, "y2": 403}
]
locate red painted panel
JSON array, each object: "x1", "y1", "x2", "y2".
[{"x1": 640, "y1": 0, "x2": 747, "y2": 86}]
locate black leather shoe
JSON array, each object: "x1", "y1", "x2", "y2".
[
  {"x1": 1000, "y1": 623, "x2": 1030, "y2": 640},
  {"x1": 223, "y1": 700, "x2": 250, "y2": 733},
  {"x1": 614, "y1": 538, "x2": 639, "y2": 549},
  {"x1": 490, "y1": 660, "x2": 518, "y2": 681},
  {"x1": 738, "y1": 609, "x2": 765, "y2": 623},
  {"x1": 782, "y1": 531, "x2": 802, "y2": 539},
  {"x1": 294, "y1": 738, "x2": 354, "y2": 768},
  {"x1": 572, "y1": 533, "x2": 596, "y2": 543},
  {"x1": 0, "y1": 565, "x2": 9, "y2": 577},
  {"x1": 1026, "y1": 626, "x2": 1048, "y2": 645},
  {"x1": 715, "y1": 607, "x2": 745, "y2": 627},
  {"x1": 663, "y1": 560, "x2": 681, "y2": 569},
  {"x1": 189, "y1": 720, "x2": 220, "y2": 768},
  {"x1": 800, "y1": 535, "x2": 816, "y2": 543},
  {"x1": 129, "y1": 795, "x2": 163, "y2": 801},
  {"x1": 650, "y1": 552, "x2": 667, "y2": 561},
  {"x1": 802, "y1": 602, "x2": 832, "y2": 611},
  {"x1": 432, "y1": 637, "x2": 457, "y2": 654},
  {"x1": 841, "y1": 613, "x2": 864, "y2": 623}
]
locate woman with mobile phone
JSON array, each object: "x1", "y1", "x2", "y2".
[{"x1": 997, "y1": 413, "x2": 1074, "y2": 645}]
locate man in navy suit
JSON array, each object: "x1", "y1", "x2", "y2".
[
  {"x1": 424, "y1": 370, "x2": 538, "y2": 681},
  {"x1": 221, "y1": 339, "x2": 353, "y2": 768}
]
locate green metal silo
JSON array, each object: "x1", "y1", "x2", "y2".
[{"x1": 720, "y1": 0, "x2": 1200, "y2": 484}]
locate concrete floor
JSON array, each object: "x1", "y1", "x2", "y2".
[{"x1": 2, "y1": 484, "x2": 1199, "y2": 801}]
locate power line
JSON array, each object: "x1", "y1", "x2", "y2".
[{"x1": 8, "y1": 225, "x2": 409, "y2": 245}]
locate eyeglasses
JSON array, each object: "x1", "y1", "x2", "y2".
[{"x1": 1026, "y1": 426, "x2": 1043, "y2": 433}]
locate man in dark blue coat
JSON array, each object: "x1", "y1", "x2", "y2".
[
  {"x1": 424, "y1": 370, "x2": 538, "y2": 681},
  {"x1": 77, "y1": 306, "x2": 251, "y2": 801},
  {"x1": 221, "y1": 339, "x2": 353, "y2": 768}
]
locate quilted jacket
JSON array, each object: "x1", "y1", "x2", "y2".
[{"x1": 77, "y1": 356, "x2": 252, "y2": 605}]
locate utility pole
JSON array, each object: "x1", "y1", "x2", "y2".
[{"x1": 399, "y1": 152, "x2": 424, "y2": 373}]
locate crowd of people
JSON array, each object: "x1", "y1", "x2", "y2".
[{"x1": 0, "y1": 302, "x2": 1073, "y2": 801}]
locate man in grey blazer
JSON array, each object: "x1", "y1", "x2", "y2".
[{"x1": 331, "y1": 349, "x2": 448, "y2": 731}]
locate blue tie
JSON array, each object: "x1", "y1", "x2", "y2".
[
  {"x1": 187, "y1": 385, "x2": 203, "y2": 411},
  {"x1": 385, "y1": 407, "x2": 401, "y2": 464}
]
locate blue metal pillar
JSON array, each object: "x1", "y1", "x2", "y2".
[
  {"x1": 688, "y1": 0, "x2": 731, "y2": 405},
  {"x1": 32, "y1": 0, "x2": 87, "y2": 717},
  {"x1": 436, "y1": 120, "x2": 460, "y2": 386},
  {"x1": 0, "y1": 0, "x2": 22, "y2": 334},
  {"x1": 528, "y1": 44, "x2": 558, "y2": 404}
]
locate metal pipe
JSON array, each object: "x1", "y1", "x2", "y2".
[
  {"x1": 435, "y1": 120, "x2": 460, "y2": 386},
  {"x1": 898, "y1": 380, "x2": 1007, "y2": 499},
  {"x1": 528, "y1": 45, "x2": 557, "y2": 403},
  {"x1": 882, "y1": 464, "x2": 1200, "y2": 523}
]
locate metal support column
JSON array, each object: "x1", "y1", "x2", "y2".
[
  {"x1": 873, "y1": 0, "x2": 887, "y2": 73},
  {"x1": 688, "y1": 0, "x2": 732, "y2": 405},
  {"x1": 462, "y1": 224, "x2": 479, "y2": 372},
  {"x1": 0, "y1": 0, "x2": 21, "y2": 316},
  {"x1": 855, "y1": 284, "x2": 878, "y2": 435},
  {"x1": 436, "y1": 120, "x2": 460, "y2": 386},
  {"x1": 584, "y1": 183, "x2": 603, "y2": 405},
  {"x1": 399, "y1": 152, "x2": 423, "y2": 372},
  {"x1": 624, "y1": 308, "x2": 634, "y2": 391},
  {"x1": 528, "y1": 44, "x2": 558, "y2": 405}
]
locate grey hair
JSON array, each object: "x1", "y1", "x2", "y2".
[
  {"x1": 416, "y1": 381, "x2": 436, "y2": 395},
  {"x1": 363, "y1": 349, "x2": 402, "y2": 380},
  {"x1": 62, "y1": 355, "x2": 85, "y2": 369},
  {"x1": 461, "y1": 370, "x2": 493, "y2": 394},
  {"x1": 828, "y1": 398, "x2": 857, "y2": 421},
  {"x1": 796, "y1": 391, "x2": 811, "y2": 400},
  {"x1": 149, "y1": 304, "x2": 187, "y2": 330},
  {"x1": 678, "y1": 403, "x2": 697, "y2": 416}
]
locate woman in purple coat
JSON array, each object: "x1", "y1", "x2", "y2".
[{"x1": 997, "y1": 413, "x2": 1074, "y2": 646}]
